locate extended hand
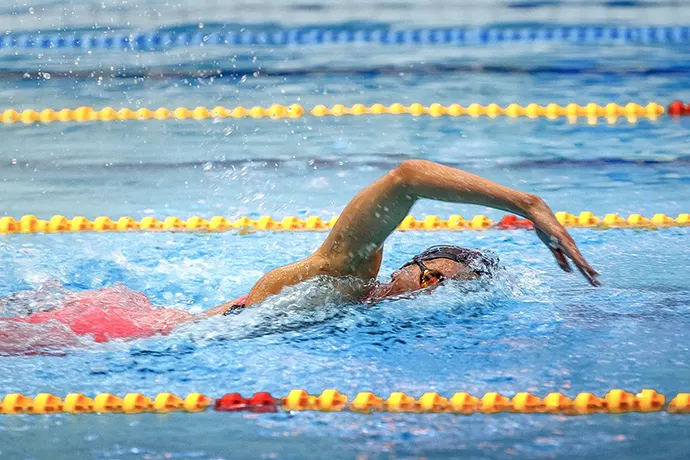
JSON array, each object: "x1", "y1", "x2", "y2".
[{"x1": 528, "y1": 197, "x2": 600, "y2": 286}]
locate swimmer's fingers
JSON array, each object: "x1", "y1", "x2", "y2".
[
  {"x1": 566, "y1": 247, "x2": 601, "y2": 287},
  {"x1": 536, "y1": 227, "x2": 599, "y2": 286},
  {"x1": 530, "y1": 198, "x2": 600, "y2": 286},
  {"x1": 551, "y1": 247, "x2": 572, "y2": 273},
  {"x1": 557, "y1": 233, "x2": 601, "y2": 287},
  {"x1": 536, "y1": 228, "x2": 571, "y2": 272}
]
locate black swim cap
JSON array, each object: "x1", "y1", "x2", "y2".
[{"x1": 401, "y1": 245, "x2": 498, "y2": 277}]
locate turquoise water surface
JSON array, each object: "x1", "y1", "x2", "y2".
[{"x1": 1, "y1": 11, "x2": 690, "y2": 460}]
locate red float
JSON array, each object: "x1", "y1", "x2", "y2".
[
  {"x1": 496, "y1": 215, "x2": 534, "y2": 230},
  {"x1": 248, "y1": 392, "x2": 278, "y2": 413},
  {"x1": 215, "y1": 393, "x2": 249, "y2": 411},
  {"x1": 668, "y1": 100, "x2": 690, "y2": 117}
]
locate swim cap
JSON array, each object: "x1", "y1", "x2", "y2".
[{"x1": 401, "y1": 245, "x2": 498, "y2": 276}]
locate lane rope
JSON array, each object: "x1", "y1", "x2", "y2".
[
  {"x1": 0, "y1": 213, "x2": 688, "y2": 234},
  {"x1": 2, "y1": 389, "x2": 689, "y2": 415},
  {"x1": 0, "y1": 103, "x2": 670, "y2": 125},
  {"x1": 8, "y1": 65, "x2": 690, "y2": 81},
  {"x1": 0, "y1": 25, "x2": 689, "y2": 52}
]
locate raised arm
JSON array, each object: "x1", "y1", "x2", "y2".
[
  {"x1": 317, "y1": 159, "x2": 599, "y2": 284},
  {"x1": 241, "y1": 159, "x2": 598, "y2": 307}
]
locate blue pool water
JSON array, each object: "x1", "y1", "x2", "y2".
[{"x1": 2, "y1": 11, "x2": 690, "y2": 460}]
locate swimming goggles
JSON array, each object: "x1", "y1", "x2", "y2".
[
  {"x1": 408, "y1": 256, "x2": 446, "y2": 288},
  {"x1": 400, "y1": 245, "x2": 496, "y2": 287}
]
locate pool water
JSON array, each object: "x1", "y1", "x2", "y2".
[{"x1": 2, "y1": 16, "x2": 690, "y2": 460}]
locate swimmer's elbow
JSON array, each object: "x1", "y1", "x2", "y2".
[
  {"x1": 389, "y1": 159, "x2": 441, "y2": 195},
  {"x1": 390, "y1": 160, "x2": 425, "y2": 188}
]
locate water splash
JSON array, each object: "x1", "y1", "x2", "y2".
[
  {"x1": 175, "y1": 276, "x2": 360, "y2": 343},
  {"x1": 0, "y1": 284, "x2": 193, "y2": 355},
  {"x1": 0, "y1": 280, "x2": 70, "y2": 317},
  {"x1": 173, "y1": 266, "x2": 529, "y2": 346},
  {"x1": 0, "y1": 319, "x2": 87, "y2": 356},
  {"x1": 0, "y1": 263, "x2": 531, "y2": 356}
]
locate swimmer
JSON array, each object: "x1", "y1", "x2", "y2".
[
  {"x1": 1, "y1": 160, "x2": 600, "y2": 349},
  {"x1": 205, "y1": 159, "x2": 599, "y2": 316}
]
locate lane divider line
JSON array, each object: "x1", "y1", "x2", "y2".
[
  {"x1": 1, "y1": 213, "x2": 687, "y2": 235},
  {"x1": 2, "y1": 390, "x2": 689, "y2": 415},
  {"x1": 0, "y1": 102, "x2": 670, "y2": 125},
  {"x1": 0, "y1": 26, "x2": 688, "y2": 52}
]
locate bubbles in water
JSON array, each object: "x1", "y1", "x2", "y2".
[
  {"x1": 0, "y1": 280, "x2": 69, "y2": 317},
  {"x1": 310, "y1": 177, "x2": 329, "y2": 188},
  {"x1": 0, "y1": 319, "x2": 86, "y2": 356},
  {"x1": 0, "y1": 284, "x2": 194, "y2": 355},
  {"x1": 176, "y1": 276, "x2": 364, "y2": 343}
]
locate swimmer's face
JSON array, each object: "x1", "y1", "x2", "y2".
[{"x1": 386, "y1": 258, "x2": 478, "y2": 298}]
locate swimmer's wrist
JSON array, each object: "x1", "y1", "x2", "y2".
[{"x1": 522, "y1": 193, "x2": 548, "y2": 220}]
